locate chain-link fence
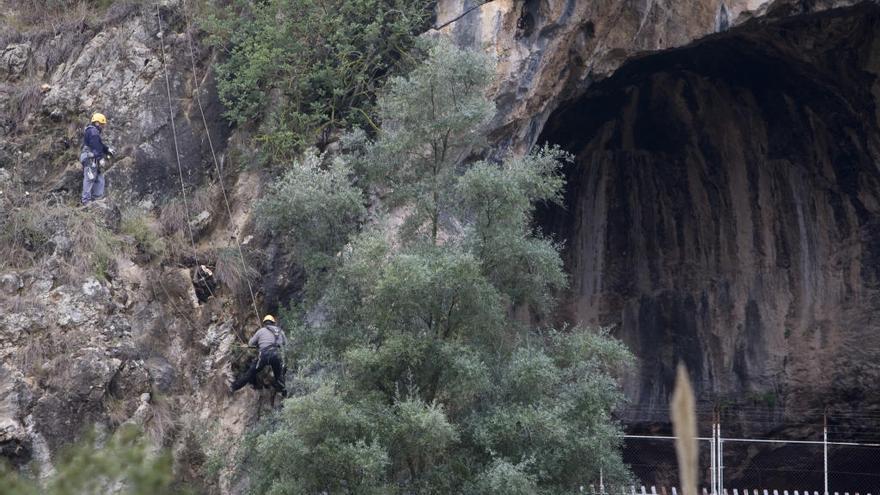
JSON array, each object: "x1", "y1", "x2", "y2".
[
  {"x1": 827, "y1": 443, "x2": 880, "y2": 492},
  {"x1": 619, "y1": 435, "x2": 880, "y2": 495},
  {"x1": 622, "y1": 436, "x2": 714, "y2": 491},
  {"x1": 721, "y1": 439, "x2": 825, "y2": 491}
]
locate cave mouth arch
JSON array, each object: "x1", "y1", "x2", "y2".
[
  {"x1": 537, "y1": 0, "x2": 880, "y2": 431},
  {"x1": 535, "y1": 2, "x2": 880, "y2": 489}
]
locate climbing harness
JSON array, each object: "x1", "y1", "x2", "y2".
[{"x1": 266, "y1": 324, "x2": 286, "y2": 365}]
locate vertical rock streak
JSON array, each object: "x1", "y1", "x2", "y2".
[{"x1": 539, "y1": 4, "x2": 880, "y2": 413}]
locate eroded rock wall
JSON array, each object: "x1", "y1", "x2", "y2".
[
  {"x1": 0, "y1": 2, "x2": 229, "y2": 206},
  {"x1": 438, "y1": 0, "x2": 864, "y2": 154},
  {"x1": 0, "y1": 4, "x2": 267, "y2": 491},
  {"x1": 538, "y1": 3, "x2": 880, "y2": 419},
  {"x1": 3, "y1": 0, "x2": 879, "y2": 490}
]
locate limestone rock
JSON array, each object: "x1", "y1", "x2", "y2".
[
  {"x1": 123, "y1": 393, "x2": 153, "y2": 427},
  {"x1": 539, "y1": 4, "x2": 880, "y2": 414},
  {"x1": 45, "y1": 349, "x2": 122, "y2": 401},
  {"x1": 81, "y1": 278, "x2": 109, "y2": 299},
  {"x1": 438, "y1": 0, "x2": 864, "y2": 153},
  {"x1": 145, "y1": 356, "x2": 176, "y2": 393},
  {"x1": 190, "y1": 210, "x2": 212, "y2": 234},
  {"x1": 0, "y1": 273, "x2": 23, "y2": 295},
  {"x1": 0, "y1": 43, "x2": 30, "y2": 80},
  {"x1": 0, "y1": 366, "x2": 30, "y2": 467}
]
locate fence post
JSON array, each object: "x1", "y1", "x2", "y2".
[
  {"x1": 711, "y1": 417, "x2": 717, "y2": 495},
  {"x1": 718, "y1": 413, "x2": 723, "y2": 495},
  {"x1": 824, "y1": 413, "x2": 829, "y2": 495}
]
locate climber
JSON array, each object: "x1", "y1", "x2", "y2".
[
  {"x1": 230, "y1": 315, "x2": 288, "y2": 397},
  {"x1": 79, "y1": 112, "x2": 115, "y2": 205}
]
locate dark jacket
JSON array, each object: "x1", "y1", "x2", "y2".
[{"x1": 83, "y1": 124, "x2": 110, "y2": 160}]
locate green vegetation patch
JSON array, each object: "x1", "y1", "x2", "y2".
[
  {"x1": 247, "y1": 39, "x2": 635, "y2": 493},
  {"x1": 202, "y1": 0, "x2": 433, "y2": 161},
  {"x1": 0, "y1": 426, "x2": 180, "y2": 495}
]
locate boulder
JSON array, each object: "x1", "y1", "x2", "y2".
[
  {"x1": 0, "y1": 365, "x2": 31, "y2": 467},
  {"x1": 145, "y1": 356, "x2": 176, "y2": 393},
  {"x1": 0, "y1": 43, "x2": 30, "y2": 80},
  {"x1": 0, "y1": 273, "x2": 22, "y2": 295}
]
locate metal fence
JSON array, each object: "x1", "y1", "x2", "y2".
[{"x1": 619, "y1": 432, "x2": 880, "y2": 495}]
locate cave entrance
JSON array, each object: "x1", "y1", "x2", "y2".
[{"x1": 536, "y1": 2, "x2": 880, "y2": 491}]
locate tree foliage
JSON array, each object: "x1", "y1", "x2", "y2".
[
  {"x1": 370, "y1": 40, "x2": 495, "y2": 241},
  {"x1": 257, "y1": 148, "x2": 365, "y2": 276},
  {"x1": 0, "y1": 427, "x2": 178, "y2": 495},
  {"x1": 202, "y1": 0, "x2": 432, "y2": 160},
  {"x1": 247, "y1": 39, "x2": 633, "y2": 494}
]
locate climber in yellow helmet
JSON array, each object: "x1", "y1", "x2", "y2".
[
  {"x1": 79, "y1": 112, "x2": 115, "y2": 205},
  {"x1": 230, "y1": 315, "x2": 288, "y2": 397}
]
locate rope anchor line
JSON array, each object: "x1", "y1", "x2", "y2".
[{"x1": 154, "y1": 1, "x2": 262, "y2": 331}]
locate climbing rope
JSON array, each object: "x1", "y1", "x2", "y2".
[
  {"x1": 431, "y1": 0, "x2": 496, "y2": 31},
  {"x1": 154, "y1": 3, "x2": 217, "y2": 303},
  {"x1": 166, "y1": 0, "x2": 262, "y2": 328}
]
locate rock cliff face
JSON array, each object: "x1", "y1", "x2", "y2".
[
  {"x1": 3, "y1": 0, "x2": 880, "y2": 491},
  {"x1": 536, "y1": 3, "x2": 880, "y2": 421},
  {"x1": 440, "y1": 0, "x2": 880, "y2": 429},
  {"x1": 0, "y1": 3, "x2": 272, "y2": 491},
  {"x1": 0, "y1": 2, "x2": 231, "y2": 204},
  {"x1": 437, "y1": 0, "x2": 864, "y2": 154}
]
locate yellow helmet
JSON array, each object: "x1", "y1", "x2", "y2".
[
  {"x1": 262, "y1": 315, "x2": 276, "y2": 324},
  {"x1": 90, "y1": 113, "x2": 107, "y2": 125}
]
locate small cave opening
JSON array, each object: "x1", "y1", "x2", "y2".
[
  {"x1": 516, "y1": 0, "x2": 540, "y2": 38},
  {"x1": 536, "y1": 2, "x2": 880, "y2": 491}
]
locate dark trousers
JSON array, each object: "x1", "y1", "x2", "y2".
[{"x1": 232, "y1": 350, "x2": 286, "y2": 395}]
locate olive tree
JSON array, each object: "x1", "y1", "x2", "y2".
[{"x1": 247, "y1": 38, "x2": 633, "y2": 494}]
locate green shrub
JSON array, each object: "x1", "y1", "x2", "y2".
[
  {"x1": 256, "y1": 148, "x2": 365, "y2": 278},
  {"x1": 201, "y1": 0, "x2": 432, "y2": 160},
  {"x1": 473, "y1": 459, "x2": 540, "y2": 495},
  {"x1": 243, "y1": 39, "x2": 634, "y2": 493},
  {"x1": 245, "y1": 386, "x2": 389, "y2": 495},
  {"x1": 0, "y1": 426, "x2": 179, "y2": 495}
]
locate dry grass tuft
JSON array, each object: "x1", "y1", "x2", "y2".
[
  {"x1": 1, "y1": 80, "x2": 43, "y2": 132},
  {"x1": 0, "y1": 204, "x2": 53, "y2": 267},
  {"x1": 0, "y1": 201, "x2": 122, "y2": 282},
  {"x1": 62, "y1": 208, "x2": 123, "y2": 282},
  {"x1": 145, "y1": 394, "x2": 177, "y2": 446},
  {"x1": 15, "y1": 332, "x2": 54, "y2": 380},
  {"x1": 120, "y1": 208, "x2": 166, "y2": 262},
  {"x1": 158, "y1": 185, "x2": 218, "y2": 238},
  {"x1": 105, "y1": 396, "x2": 134, "y2": 427},
  {"x1": 213, "y1": 246, "x2": 260, "y2": 303},
  {"x1": 1, "y1": 0, "x2": 111, "y2": 42}
]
